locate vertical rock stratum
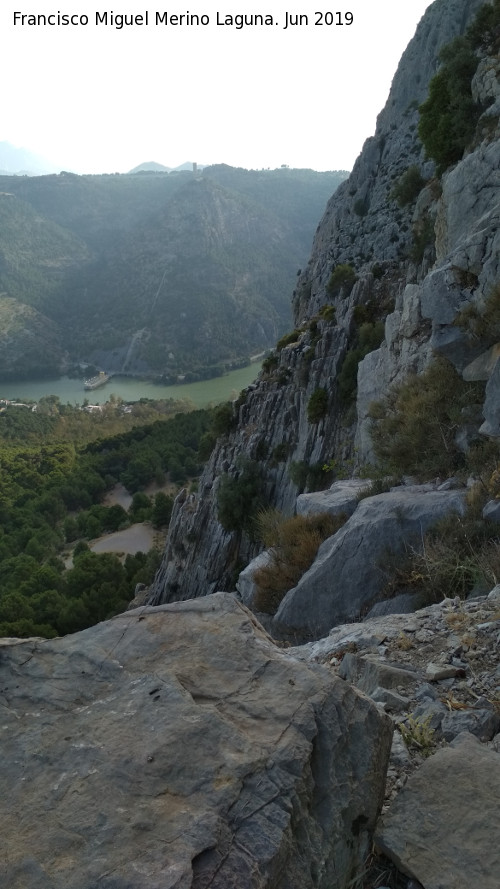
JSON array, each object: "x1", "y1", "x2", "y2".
[{"x1": 150, "y1": 0, "x2": 496, "y2": 609}]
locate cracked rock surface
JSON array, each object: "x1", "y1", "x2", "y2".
[{"x1": 0, "y1": 592, "x2": 392, "y2": 889}]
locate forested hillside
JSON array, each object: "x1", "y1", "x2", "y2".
[
  {"x1": 0, "y1": 165, "x2": 347, "y2": 380},
  {"x1": 0, "y1": 397, "x2": 214, "y2": 637}
]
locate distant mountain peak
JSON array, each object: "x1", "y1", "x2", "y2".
[
  {"x1": 128, "y1": 161, "x2": 205, "y2": 174},
  {"x1": 128, "y1": 161, "x2": 171, "y2": 174}
]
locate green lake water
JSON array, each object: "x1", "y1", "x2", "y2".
[{"x1": 0, "y1": 363, "x2": 262, "y2": 409}]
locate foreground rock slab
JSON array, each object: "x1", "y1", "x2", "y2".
[
  {"x1": 376, "y1": 733, "x2": 500, "y2": 889},
  {"x1": 0, "y1": 593, "x2": 392, "y2": 889},
  {"x1": 273, "y1": 487, "x2": 466, "y2": 640}
]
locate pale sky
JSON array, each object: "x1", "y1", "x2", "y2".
[{"x1": 2, "y1": 1, "x2": 431, "y2": 174}]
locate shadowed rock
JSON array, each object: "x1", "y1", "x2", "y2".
[
  {"x1": 273, "y1": 487, "x2": 466, "y2": 640},
  {"x1": 376, "y1": 733, "x2": 500, "y2": 889}
]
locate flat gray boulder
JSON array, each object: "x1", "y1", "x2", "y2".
[
  {"x1": 376, "y1": 733, "x2": 500, "y2": 889},
  {"x1": 296, "y1": 478, "x2": 370, "y2": 519},
  {"x1": 273, "y1": 487, "x2": 466, "y2": 640},
  {"x1": 0, "y1": 592, "x2": 392, "y2": 889}
]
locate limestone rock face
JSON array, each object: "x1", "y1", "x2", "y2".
[
  {"x1": 0, "y1": 593, "x2": 392, "y2": 889},
  {"x1": 375, "y1": 733, "x2": 500, "y2": 889},
  {"x1": 482, "y1": 355, "x2": 500, "y2": 436},
  {"x1": 236, "y1": 549, "x2": 272, "y2": 607},
  {"x1": 149, "y1": 0, "x2": 484, "y2": 608},
  {"x1": 296, "y1": 478, "x2": 369, "y2": 519},
  {"x1": 273, "y1": 487, "x2": 466, "y2": 640}
]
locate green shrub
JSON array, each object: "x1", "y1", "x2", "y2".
[
  {"x1": 453, "y1": 281, "x2": 500, "y2": 342},
  {"x1": 262, "y1": 353, "x2": 279, "y2": 374},
  {"x1": 289, "y1": 460, "x2": 309, "y2": 490},
  {"x1": 358, "y1": 321, "x2": 385, "y2": 352},
  {"x1": 467, "y1": 0, "x2": 500, "y2": 53},
  {"x1": 318, "y1": 304, "x2": 336, "y2": 322},
  {"x1": 151, "y1": 492, "x2": 174, "y2": 528},
  {"x1": 337, "y1": 321, "x2": 385, "y2": 406},
  {"x1": 289, "y1": 460, "x2": 328, "y2": 493},
  {"x1": 380, "y1": 497, "x2": 500, "y2": 608},
  {"x1": 217, "y1": 458, "x2": 266, "y2": 536},
  {"x1": 271, "y1": 442, "x2": 290, "y2": 463},
  {"x1": 338, "y1": 348, "x2": 363, "y2": 405},
  {"x1": 409, "y1": 214, "x2": 436, "y2": 264},
  {"x1": 253, "y1": 510, "x2": 346, "y2": 613},
  {"x1": 307, "y1": 387, "x2": 328, "y2": 423},
  {"x1": 198, "y1": 430, "x2": 217, "y2": 461},
  {"x1": 368, "y1": 357, "x2": 485, "y2": 478},
  {"x1": 418, "y1": 36, "x2": 481, "y2": 174},
  {"x1": 391, "y1": 165, "x2": 426, "y2": 207},
  {"x1": 305, "y1": 462, "x2": 330, "y2": 491},
  {"x1": 327, "y1": 264, "x2": 357, "y2": 298},
  {"x1": 211, "y1": 402, "x2": 236, "y2": 436},
  {"x1": 353, "y1": 301, "x2": 379, "y2": 326},
  {"x1": 255, "y1": 438, "x2": 268, "y2": 461},
  {"x1": 400, "y1": 715, "x2": 436, "y2": 757},
  {"x1": 276, "y1": 329, "x2": 301, "y2": 351},
  {"x1": 129, "y1": 491, "x2": 152, "y2": 522}
]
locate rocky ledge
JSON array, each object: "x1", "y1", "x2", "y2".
[
  {"x1": 290, "y1": 586, "x2": 500, "y2": 889},
  {"x1": 1, "y1": 587, "x2": 498, "y2": 888},
  {"x1": 0, "y1": 593, "x2": 392, "y2": 889}
]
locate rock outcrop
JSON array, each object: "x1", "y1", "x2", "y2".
[
  {"x1": 376, "y1": 733, "x2": 500, "y2": 889},
  {"x1": 289, "y1": 586, "x2": 500, "y2": 888},
  {"x1": 0, "y1": 593, "x2": 392, "y2": 889},
  {"x1": 272, "y1": 484, "x2": 467, "y2": 640}
]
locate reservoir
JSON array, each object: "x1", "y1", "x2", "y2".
[{"x1": 0, "y1": 363, "x2": 262, "y2": 409}]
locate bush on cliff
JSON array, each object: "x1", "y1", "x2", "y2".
[
  {"x1": 327, "y1": 263, "x2": 357, "y2": 298},
  {"x1": 391, "y1": 165, "x2": 426, "y2": 207},
  {"x1": 338, "y1": 321, "x2": 385, "y2": 405},
  {"x1": 217, "y1": 458, "x2": 266, "y2": 537},
  {"x1": 307, "y1": 387, "x2": 329, "y2": 423},
  {"x1": 453, "y1": 281, "x2": 500, "y2": 343},
  {"x1": 418, "y1": 0, "x2": 500, "y2": 175},
  {"x1": 467, "y1": 0, "x2": 500, "y2": 54},
  {"x1": 253, "y1": 510, "x2": 346, "y2": 614},
  {"x1": 368, "y1": 357, "x2": 484, "y2": 478},
  {"x1": 381, "y1": 491, "x2": 500, "y2": 607}
]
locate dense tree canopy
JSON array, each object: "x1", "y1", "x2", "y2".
[{"x1": 0, "y1": 399, "x2": 214, "y2": 638}]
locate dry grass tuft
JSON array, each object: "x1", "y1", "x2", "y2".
[
  {"x1": 399, "y1": 714, "x2": 435, "y2": 757},
  {"x1": 253, "y1": 510, "x2": 346, "y2": 614},
  {"x1": 396, "y1": 632, "x2": 414, "y2": 651}
]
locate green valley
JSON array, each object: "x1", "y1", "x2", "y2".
[
  {"x1": 0, "y1": 165, "x2": 347, "y2": 380},
  {"x1": 0, "y1": 395, "x2": 216, "y2": 637}
]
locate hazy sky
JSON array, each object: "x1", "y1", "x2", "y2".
[{"x1": 2, "y1": 1, "x2": 431, "y2": 174}]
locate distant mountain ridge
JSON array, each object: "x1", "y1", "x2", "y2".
[
  {"x1": 0, "y1": 141, "x2": 60, "y2": 176},
  {"x1": 0, "y1": 165, "x2": 348, "y2": 380},
  {"x1": 128, "y1": 161, "x2": 206, "y2": 174}
]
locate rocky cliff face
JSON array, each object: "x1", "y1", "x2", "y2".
[{"x1": 150, "y1": 0, "x2": 496, "y2": 608}]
